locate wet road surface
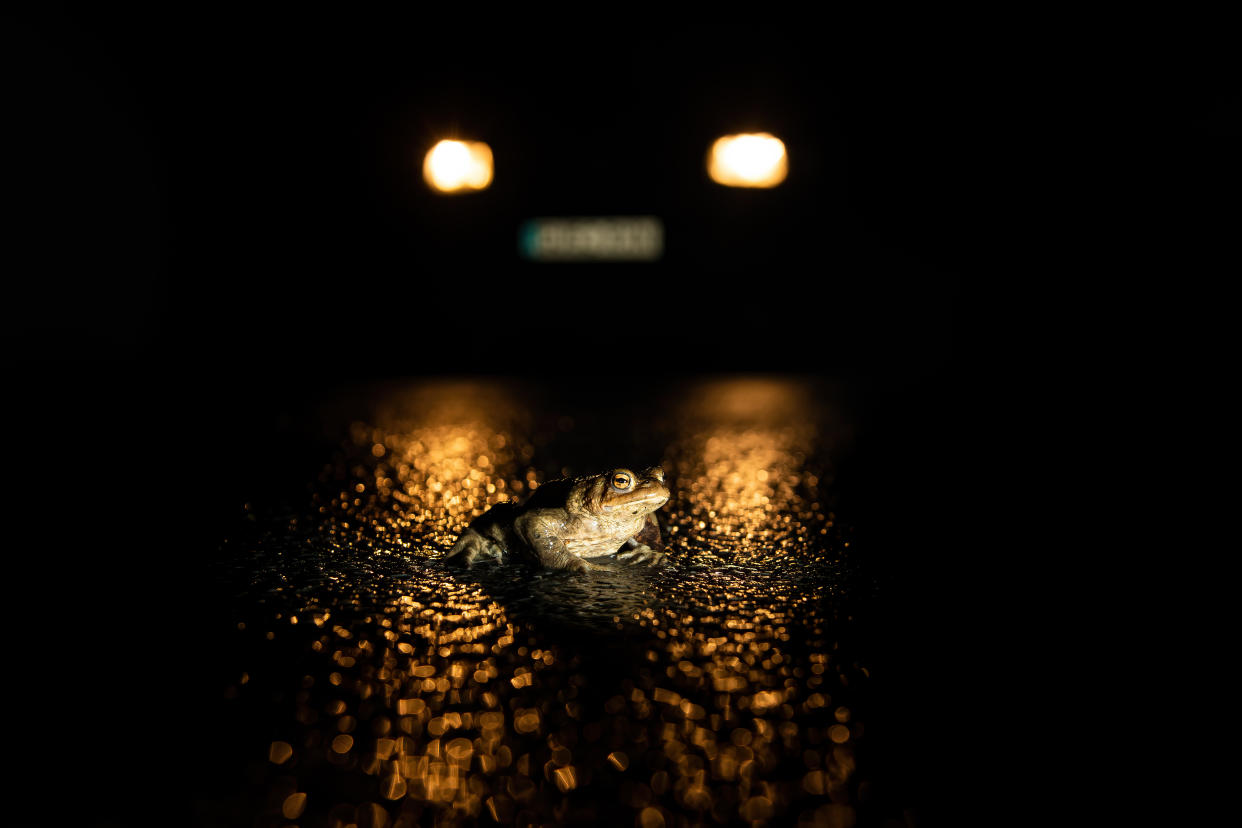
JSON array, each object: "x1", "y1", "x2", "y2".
[{"x1": 147, "y1": 377, "x2": 951, "y2": 826}]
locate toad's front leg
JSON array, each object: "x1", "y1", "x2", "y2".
[
  {"x1": 616, "y1": 536, "x2": 666, "y2": 566},
  {"x1": 515, "y1": 513, "x2": 595, "y2": 572},
  {"x1": 616, "y1": 513, "x2": 664, "y2": 566}
]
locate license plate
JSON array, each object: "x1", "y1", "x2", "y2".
[{"x1": 519, "y1": 216, "x2": 663, "y2": 262}]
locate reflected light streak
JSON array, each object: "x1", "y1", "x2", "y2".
[{"x1": 665, "y1": 379, "x2": 822, "y2": 567}]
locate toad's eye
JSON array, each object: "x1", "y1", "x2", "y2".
[{"x1": 612, "y1": 473, "x2": 632, "y2": 490}]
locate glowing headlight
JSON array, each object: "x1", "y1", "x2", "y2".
[
  {"x1": 707, "y1": 133, "x2": 787, "y2": 188},
  {"x1": 423, "y1": 139, "x2": 493, "y2": 193}
]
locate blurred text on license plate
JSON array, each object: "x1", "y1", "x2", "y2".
[{"x1": 519, "y1": 216, "x2": 663, "y2": 262}]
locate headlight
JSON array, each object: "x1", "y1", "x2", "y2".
[
  {"x1": 423, "y1": 140, "x2": 494, "y2": 193},
  {"x1": 707, "y1": 133, "x2": 787, "y2": 188}
]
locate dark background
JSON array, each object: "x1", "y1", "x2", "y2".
[
  {"x1": 6, "y1": 8, "x2": 979, "y2": 373},
  {"x1": 0, "y1": 9, "x2": 1027, "y2": 826},
  {"x1": 6, "y1": 7, "x2": 1236, "y2": 825}
]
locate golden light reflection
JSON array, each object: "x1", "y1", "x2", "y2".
[
  {"x1": 707, "y1": 133, "x2": 788, "y2": 188},
  {"x1": 281, "y1": 792, "x2": 307, "y2": 819},
  {"x1": 423, "y1": 139, "x2": 493, "y2": 193},
  {"x1": 319, "y1": 382, "x2": 536, "y2": 557},
  {"x1": 663, "y1": 379, "x2": 832, "y2": 568}
]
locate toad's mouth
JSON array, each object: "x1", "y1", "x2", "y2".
[{"x1": 601, "y1": 492, "x2": 669, "y2": 513}]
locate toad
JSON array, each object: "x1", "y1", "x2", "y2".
[{"x1": 445, "y1": 466, "x2": 669, "y2": 571}]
